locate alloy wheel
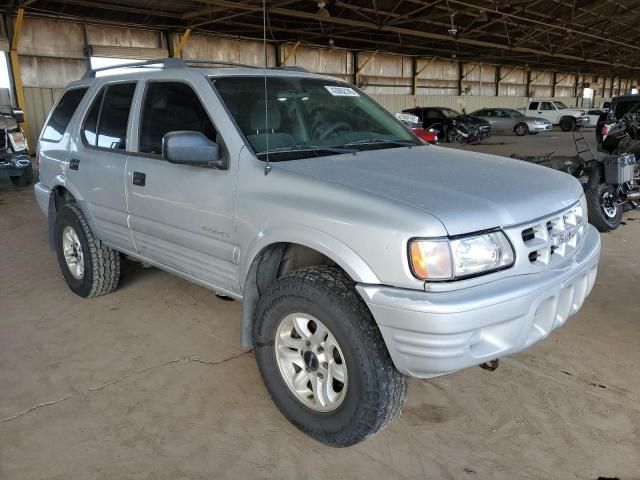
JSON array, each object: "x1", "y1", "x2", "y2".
[
  {"x1": 274, "y1": 313, "x2": 348, "y2": 412},
  {"x1": 62, "y1": 226, "x2": 84, "y2": 279}
]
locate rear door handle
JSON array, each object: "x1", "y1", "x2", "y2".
[
  {"x1": 132, "y1": 171, "x2": 146, "y2": 186},
  {"x1": 69, "y1": 158, "x2": 80, "y2": 171}
]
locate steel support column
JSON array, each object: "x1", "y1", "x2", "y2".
[{"x1": 9, "y1": 8, "x2": 30, "y2": 154}]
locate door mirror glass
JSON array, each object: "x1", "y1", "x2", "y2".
[{"x1": 162, "y1": 131, "x2": 227, "y2": 169}]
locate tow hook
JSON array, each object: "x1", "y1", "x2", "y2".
[{"x1": 479, "y1": 359, "x2": 499, "y2": 372}]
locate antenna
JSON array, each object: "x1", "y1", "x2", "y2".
[{"x1": 263, "y1": 0, "x2": 271, "y2": 175}]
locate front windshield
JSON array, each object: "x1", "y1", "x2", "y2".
[
  {"x1": 554, "y1": 101, "x2": 569, "y2": 109},
  {"x1": 440, "y1": 108, "x2": 462, "y2": 118},
  {"x1": 213, "y1": 76, "x2": 419, "y2": 160},
  {"x1": 506, "y1": 109, "x2": 524, "y2": 118}
]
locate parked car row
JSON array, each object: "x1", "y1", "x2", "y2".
[{"x1": 394, "y1": 99, "x2": 586, "y2": 145}]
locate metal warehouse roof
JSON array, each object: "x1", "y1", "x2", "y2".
[{"x1": 7, "y1": 0, "x2": 640, "y2": 77}]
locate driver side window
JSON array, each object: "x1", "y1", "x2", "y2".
[
  {"x1": 139, "y1": 82, "x2": 217, "y2": 155},
  {"x1": 426, "y1": 110, "x2": 442, "y2": 119},
  {"x1": 541, "y1": 102, "x2": 554, "y2": 111}
]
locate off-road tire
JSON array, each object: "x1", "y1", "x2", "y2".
[
  {"x1": 586, "y1": 182, "x2": 622, "y2": 232},
  {"x1": 9, "y1": 164, "x2": 33, "y2": 187},
  {"x1": 560, "y1": 117, "x2": 576, "y2": 132},
  {"x1": 514, "y1": 123, "x2": 529, "y2": 136},
  {"x1": 253, "y1": 265, "x2": 408, "y2": 447},
  {"x1": 54, "y1": 203, "x2": 120, "y2": 297}
]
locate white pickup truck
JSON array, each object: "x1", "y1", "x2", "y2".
[{"x1": 524, "y1": 100, "x2": 590, "y2": 131}]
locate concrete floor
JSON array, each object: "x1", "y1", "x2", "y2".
[{"x1": 1, "y1": 131, "x2": 640, "y2": 479}]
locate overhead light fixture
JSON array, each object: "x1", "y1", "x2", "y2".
[
  {"x1": 448, "y1": 12, "x2": 458, "y2": 37},
  {"x1": 317, "y1": 1, "x2": 330, "y2": 18},
  {"x1": 328, "y1": 38, "x2": 335, "y2": 47},
  {"x1": 477, "y1": 10, "x2": 488, "y2": 22}
]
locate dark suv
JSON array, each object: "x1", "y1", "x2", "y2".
[
  {"x1": 596, "y1": 95, "x2": 640, "y2": 149},
  {"x1": 402, "y1": 106, "x2": 491, "y2": 143}
]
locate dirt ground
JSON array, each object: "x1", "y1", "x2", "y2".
[{"x1": 1, "y1": 132, "x2": 639, "y2": 479}]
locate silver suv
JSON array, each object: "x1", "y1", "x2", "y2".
[{"x1": 35, "y1": 59, "x2": 601, "y2": 447}]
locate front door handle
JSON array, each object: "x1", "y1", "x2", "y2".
[
  {"x1": 69, "y1": 158, "x2": 80, "y2": 171},
  {"x1": 132, "y1": 171, "x2": 146, "y2": 186}
]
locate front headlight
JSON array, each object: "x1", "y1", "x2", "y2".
[
  {"x1": 579, "y1": 193, "x2": 588, "y2": 223},
  {"x1": 409, "y1": 231, "x2": 515, "y2": 281}
]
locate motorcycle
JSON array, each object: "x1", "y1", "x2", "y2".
[{"x1": 512, "y1": 121, "x2": 640, "y2": 232}]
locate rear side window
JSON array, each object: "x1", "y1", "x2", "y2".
[
  {"x1": 41, "y1": 87, "x2": 88, "y2": 142},
  {"x1": 529, "y1": 102, "x2": 538, "y2": 110},
  {"x1": 139, "y1": 82, "x2": 216, "y2": 155},
  {"x1": 82, "y1": 82, "x2": 136, "y2": 150}
]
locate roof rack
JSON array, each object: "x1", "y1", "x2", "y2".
[{"x1": 82, "y1": 58, "x2": 309, "y2": 79}]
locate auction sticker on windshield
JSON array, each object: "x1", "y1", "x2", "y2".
[{"x1": 325, "y1": 86, "x2": 359, "y2": 96}]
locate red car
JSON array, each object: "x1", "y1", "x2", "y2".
[
  {"x1": 395, "y1": 113, "x2": 438, "y2": 144},
  {"x1": 411, "y1": 127, "x2": 438, "y2": 144}
]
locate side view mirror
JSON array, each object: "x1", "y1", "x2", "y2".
[
  {"x1": 162, "y1": 131, "x2": 227, "y2": 169},
  {"x1": 12, "y1": 108, "x2": 24, "y2": 123}
]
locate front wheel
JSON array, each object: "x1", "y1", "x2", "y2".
[
  {"x1": 253, "y1": 266, "x2": 408, "y2": 447},
  {"x1": 560, "y1": 117, "x2": 576, "y2": 132},
  {"x1": 514, "y1": 123, "x2": 529, "y2": 136},
  {"x1": 586, "y1": 183, "x2": 623, "y2": 231}
]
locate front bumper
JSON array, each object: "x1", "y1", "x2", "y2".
[
  {"x1": 34, "y1": 181, "x2": 51, "y2": 216},
  {"x1": 357, "y1": 225, "x2": 601, "y2": 378},
  {"x1": 576, "y1": 116, "x2": 590, "y2": 127},
  {"x1": 529, "y1": 122, "x2": 552, "y2": 132}
]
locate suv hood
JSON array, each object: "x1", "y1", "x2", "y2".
[{"x1": 276, "y1": 146, "x2": 583, "y2": 236}]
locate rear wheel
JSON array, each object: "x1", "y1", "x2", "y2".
[
  {"x1": 560, "y1": 117, "x2": 576, "y2": 132},
  {"x1": 514, "y1": 123, "x2": 529, "y2": 136},
  {"x1": 586, "y1": 183, "x2": 623, "y2": 231},
  {"x1": 253, "y1": 266, "x2": 408, "y2": 447},
  {"x1": 9, "y1": 164, "x2": 33, "y2": 187},
  {"x1": 54, "y1": 204, "x2": 120, "y2": 297}
]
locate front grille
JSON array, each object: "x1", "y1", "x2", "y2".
[{"x1": 520, "y1": 204, "x2": 585, "y2": 266}]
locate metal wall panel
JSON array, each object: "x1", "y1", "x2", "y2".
[
  {"x1": 180, "y1": 35, "x2": 275, "y2": 67},
  {"x1": 19, "y1": 56, "x2": 85, "y2": 88},
  {"x1": 415, "y1": 58, "x2": 458, "y2": 95},
  {"x1": 17, "y1": 17, "x2": 85, "y2": 59},
  {"x1": 462, "y1": 63, "x2": 496, "y2": 96},
  {"x1": 282, "y1": 43, "x2": 352, "y2": 76},
  {"x1": 86, "y1": 24, "x2": 162, "y2": 48}
]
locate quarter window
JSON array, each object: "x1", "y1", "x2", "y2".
[
  {"x1": 82, "y1": 82, "x2": 136, "y2": 150},
  {"x1": 41, "y1": 87, "x2": 88, "y2": 142},
  {"x1": 82, "y1": 90, "x2": 103, "y2": 146},
  {"x1": 139, "y1": 82, "x2": 216, "y2": 155}
]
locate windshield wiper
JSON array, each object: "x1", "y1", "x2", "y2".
[
  {"x1": 341, "y1": 138, "x2": 417, "y2": 148},
  {"x1": 256, "y1": 144, "x2": 357, "y2": 157}
]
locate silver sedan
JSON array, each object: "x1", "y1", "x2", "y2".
[{"x1": 470, "y1": 108, "x2": 552, "y2": 136}]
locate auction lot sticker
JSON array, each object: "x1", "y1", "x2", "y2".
[{"x1": 325, "y1": 86, "x2": 360, "y2": 96}]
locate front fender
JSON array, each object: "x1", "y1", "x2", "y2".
[
  {"x1": 240, "y1": 224, "x2": 381, "y2": 290},
  {"x1": 47, "y1": 174, "x2": 101, "y2": 249}
]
